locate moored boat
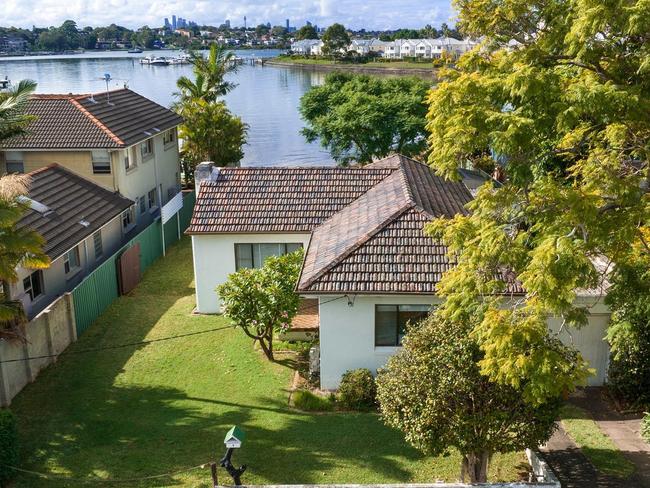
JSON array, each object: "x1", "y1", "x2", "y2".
[{"x1": 139, "y1": 56, "x2": 169, "y2": 66}]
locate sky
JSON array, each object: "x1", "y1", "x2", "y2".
[{"x1": 4, "y1": 0, "x2": 456, "y2": 31}]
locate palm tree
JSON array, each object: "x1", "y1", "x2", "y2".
[
  {"x1": 0, "y1": 80, "x2": 50, "y2": 340},
  {"x1": 0, "y1": 79, "x2": 37, "y2": 142},
  {"x1": 0, "y1": 175, "x2": 50, "y2": 340},
  {"x1": 175, "y1": 44, "x2": 238, "y2": 104}
]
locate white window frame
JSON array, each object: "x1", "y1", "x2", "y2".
[
  {"x1": 91, "y1": 150, "x2": 111, "y2": 174},
  {"x1": 93, "y1": 230, "x2": 103, "y2": 259},
  {"x1": 122, "y1": 207, "x2": 136, "y2": 231},
  {"x1": 64, "y1": 247, "x2": 81, "y2": 275},
  {"x1": 234, "y1": 243, "x2": 303, "y2": 270},
  {"x1": 124, "y1": 148, "x2": 136, "y2": 172},
  {"x1": 5, "y1": 151, "x2": 24, "y2": 173},
  {"x1": 163, "y1": 129, "x2": 175, "y2": 148},
  {"x1": 140, "y1": 139, "x2": 154, "y2": 160},
  {"x1": 147, "y1": 188, "x2": 158, "y2": 210},
  {"x1": 23, "y1": 270, "x2": 44, "y2": 301}
]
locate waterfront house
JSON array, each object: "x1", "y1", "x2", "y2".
[
  {"x1": 290, "y1": 39, "x2": 322, "y2": 55},
  {"x1": 12, "y1": 164, "x2": 134, "y2": 319},
  {"x1": 0, "y1": 88, "x2": 183, "y2": 230},
  {"x1": 187, "y1": 155, "x2": 611, "y2": 390}
]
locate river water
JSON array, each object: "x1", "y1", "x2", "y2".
[{"x1": 0, "y1": 49, "x2": 333, "y2": 167}]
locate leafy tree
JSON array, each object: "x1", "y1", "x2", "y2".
[
  {"x1": 175, "y1": 44, "x2": 238, "y2": 104},
  {"x1": 605, "y1": 252, "x2": 650, "y2": 407},
  {"x1": 296, "y1": 24, "x2": 318, "y2": 40},
  {"x1": 134, "y1": 26, "x2": 155, "y2": 49},
  {"x1": 255, "y1": 24, "x2": 270, "y2": 37},
  {"x1": 217, "y1": 250, "x2": 304, "y2": 361},
  {"x1": 300, "y1": 73, "x2": 430, "y2": 165},
  {"x1": 0, "y1": 80, "x2": 37, "y2": 142},
  {"x1": 424, "y1": 0, "x2": 650, "y2": 404},
  {"x1": 376, "y1": 313, "x2": 559, "y2": 483},
  {"x1": 177, "y1": 99, "x2": 247, "y2": 175},
  {"x1": 321, "y1": 23, "x2": 350, "y2": 58}
]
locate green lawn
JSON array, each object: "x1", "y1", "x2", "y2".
[
  {"x1": 10, "y1": 238, "x2": 525, "y2": 487},
  {"x1": 560, "y1": 405, "x2": 636, "y2": 479},
  {"x1": 273, "y1": 55, "x2": 437, "y2": 70}
]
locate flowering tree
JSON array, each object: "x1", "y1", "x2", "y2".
[{"x1": 217, "y1": 250, "x2": 303, "y2": 361}]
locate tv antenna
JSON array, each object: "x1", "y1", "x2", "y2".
[{"x1": 102, "y1": 73, "x2": 112, "y2": 104}]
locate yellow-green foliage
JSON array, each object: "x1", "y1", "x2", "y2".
[{"x1": 425, "y1": 0, "x2": 650, "y2": 405}]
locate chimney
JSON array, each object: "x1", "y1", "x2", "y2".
[{"x1": 194, "y1": 161, "x2": 220, "y2": 195}]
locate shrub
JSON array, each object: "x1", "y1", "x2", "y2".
[
  {"x1": 0, "y1": 409, "x2": 18, "y2": 485},
  {"x1": 293, "y1": 390, "x2": 334, "y2": 412},
  {"x1": 642, "y1": 413, "x2": 650, "y2": 443},
  {"x1": 338, "y1": 368, "x2": 377, "y2": 411}
]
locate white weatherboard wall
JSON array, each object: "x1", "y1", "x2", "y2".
[
  {"x1": 192, "y1": 233, "x2": 311, "y2": 314},
  {"x1": 318, "y1": 294, "x2": 611, "y2": 390}
]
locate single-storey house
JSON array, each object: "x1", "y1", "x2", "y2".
[
  {"x1": 187, "y1": 155, "x2": 611, "y2": 390},
  {"x1": 10, "y1": 164, "x2": 134, "y2": 319}
]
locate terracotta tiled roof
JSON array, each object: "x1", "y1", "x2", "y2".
[
  {"x1": 290, "y1": 299, "x2": 320, "y2": 331},
  {"x1": 297, "y1": 156, "x2": 474, "y2": 294},
  {"x1": 2, "y1": 89, "x2": 182, "y2": 149},
  {"x1": 186, "y1": 167, "x2": 394, "y2": 234},
  {"x1": 18, "y1": 164, "x2": 133, "y2": 260}
]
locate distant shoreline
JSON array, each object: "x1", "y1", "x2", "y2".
[{"x1": 266, "y1": 58, "x2": 438, "y2": 78}]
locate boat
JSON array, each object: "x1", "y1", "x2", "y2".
[
  {"x1": 169, "y1": 53, "x2": 191, "y2": 65},
  {"x1": 128, "y1": 47, "x2": 143, "y2": 53},
  {"x1": 139, "y1": 56, "x2": 169, "y2": 66}
]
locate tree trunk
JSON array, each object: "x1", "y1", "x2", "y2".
[
  {"x1": 258, "y1": 334, "x2": 274, "y2": 361},
  {"x1": 460, "y1": 452, "x2": 490, "y2": 483}
]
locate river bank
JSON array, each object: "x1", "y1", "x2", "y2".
[{"x1": 266, "y1": 57, "x2": 438, "y2": 78}]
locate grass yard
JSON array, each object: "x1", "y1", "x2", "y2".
[
  {"x1": 560, "y1": 405, "x2": 636, "y2": 479},
  {"x1": 10, "y1": 238, "x2": 526, "y2": 487},
  {"x1": 273, "y1": 55, "x2": 437, "y2": 71}
]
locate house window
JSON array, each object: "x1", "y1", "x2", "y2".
[
  {"x1": 140, "y1": 139, "x2": 154, "y2": 160},
  {"x1": 234, "y1": 243, "x2": 303, "y2": 270},
  {"x1": 64, "y1": 247, "x2": 81, "y2": 275},
  {"x1": 148, "y1": 188, "x2": 157, "y2": 209},
  {"x1": 138, "y1": 195, "x2": 146, "y2": 214},
  {"x1": 375, "y1": 304, "x2": 430, "y2": 347},
  {"x1": 93, "y1": 230, "x2": 103, "y2": 259},
  {"x1": 122, "y1": 207, "x2": 135, "y2": 230},
  {"x1": 163, "y1": 129, "x2": 175, "y2": 146},
  {"x1": 5, "y1": 151, "x2": 24, "y2": 173},
  {"x1": 23, "y1": 270, "x2": 44, "y2": 301},
  {"x1": 124, "y1": 149, "x2": 136, "y2": 171},
  {"x1": 91, "y1": 150, "x2": 111, "y2": 174}
]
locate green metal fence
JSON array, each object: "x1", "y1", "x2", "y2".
[{"x1": 72, "y1": 191, "x2": 195, "y2": 337}]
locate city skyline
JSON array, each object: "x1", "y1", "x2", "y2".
[{"x1": 3, "y1": 0, "x2": 455, "y2": 31}]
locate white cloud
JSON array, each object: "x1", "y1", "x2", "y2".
[{"x1": 3, "y1": 0, "x2": 455, "y2": 30}]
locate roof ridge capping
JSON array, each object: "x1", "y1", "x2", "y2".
[
  {"x1": 297, "y1": 170, "x2": 414, "y2": 291},
  {"x1": 68, "y1": 97, "x2": 125, "y2": 147}
]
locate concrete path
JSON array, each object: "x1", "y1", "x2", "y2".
[
  {"x1": 570, "y1": 388, "x2": 650, "y2": 488},
  {"x1": 541, "y1": 424, "x2": 630, "y2": 488}
]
